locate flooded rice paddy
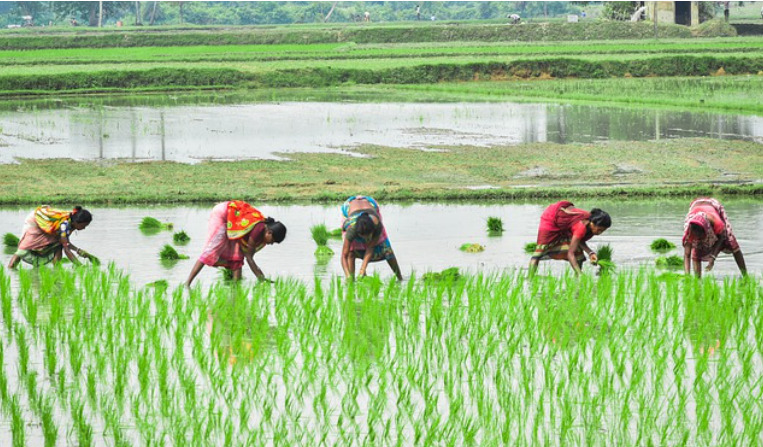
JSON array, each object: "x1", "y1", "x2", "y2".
[
  {"x1": 0, "y1": 200, "x2": 761, "y2": 446},
  {"x1": 1, "y1": 100, "x2": 762, "y2": 163},
  {"x1": 1, "y1": 199, "x2": 760, "y2": 288}
]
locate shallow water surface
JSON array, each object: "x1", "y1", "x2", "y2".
[
  {"x1": 1, "y1": 100, "x2": 761, "y2": 163},
  {"x1": 1, "y1": 199, "x2": 759, "y2": 287}
]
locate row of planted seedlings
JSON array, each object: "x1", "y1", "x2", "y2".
[{"x1": 0, "y1": 262, "x2": 761, "y2": 446}]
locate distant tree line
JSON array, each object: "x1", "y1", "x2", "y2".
[{"x1": 0, "y1": 1, "x2": 587, "y2": 28}]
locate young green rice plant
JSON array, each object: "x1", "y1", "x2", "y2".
[
  {"x1": 595, "y1": 244, "x2": 616, "y2": 274},
  {"x1": 650, "y1": 238, "x2": 676, "y2": 252},
  {"x1": 329, "y1": 228, "x2": 343, "y2": 239},
  {"x1": 3, "y1": 232, "x2": 19, "y2": 247},
  {"x1": 311, "y1": 224, "x2": 334, "y2": 256},
  {"x1": 160, "y1": 244, "x2": 189, "y2": 261},
  {"x1": 459, "y1": 243, "x2": 484, "y2": 253},
  {"x1": 656, "y1": 255, "x2": 683, "y2": 269},
  {"x1": 486, "y1": 217, "x2": 504, "y2": 235},
  {"x1": 421, "y1": 267, "x2": 461, "y2": 283},
  {"x1": 524, "y1": 242, "x2": 538, "y2": 254},
  {"x1": 173, "y1": 230, "x2": 191, "y2": 245},
  {"x1": 139, "y1": 216, "x2": 173, "y2": 234}
]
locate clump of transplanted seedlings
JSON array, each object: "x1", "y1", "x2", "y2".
[
  {"x1": 3, "y1": 233, "x2": 19, "y2": 247},
  {"x1": 650, "y1": 238, "x2": 676, "y2": 252},
  {"x1": 139, "y1": 217, "x2": 174, "y2": 234},
  {"x1": 486, "y1": 217, "x2": 504, "y2": 235},
  {"x1": 159, "y1": 244, "x2": 189, "y2": 260},
  {"x1": 524, "y1": 242, "x2": 538, "y2": 254},
  {"x1": 460, "y1": 243, "x2": 484, "y2": 253},
  {"x1": 311, "y1": 224, "x2": 334, "y2": 256},
  {"x1": 656, "y1": 255, "x2": 683, "y2": 268},
  {"x1": 173, "y1": 231, "x2": 191, "y2": 245}
]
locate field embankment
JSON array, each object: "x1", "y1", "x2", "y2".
[
  {"x1": 0, "y1": 23, "x2": 761, "y2": 96},
  {"x1": 0, "y1": 138, "x2": 759, "y2": 204}
]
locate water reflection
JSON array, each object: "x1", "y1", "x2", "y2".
[{"x1": 0, "y1": 99, "x2": 760, "y2": 163}]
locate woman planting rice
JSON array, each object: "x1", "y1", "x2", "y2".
[
  {"x1": 7, "y1": 205, "x2": 93, "y2": 268},
  {"x1": 186, "y1": 200, "x2": 286, "y2": 286},
  {"x1": 682, "y1": 197, "x2": 746, "y2": 277},
  {"x1": 341, "y1": 196, "x2": 403, "y2": 280},
  {"x1": 529, "y1": 201, "x2": 611, "y2": 275}
]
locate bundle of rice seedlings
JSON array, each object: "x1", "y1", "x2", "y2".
[
  {"x1": 311, "y1": 224, "x2": 330, "y2": 246},
  {"x1": 3, "y1": 233, "x2": 19, "y2": 248},
  {"x1": 597, "y1": 244, "x2": 613, "y2": 261},
  {"x1": 487, "y1": 217, "x2": 504, "y2": 234},
  {"x1": 422, "y1": 267, "x2": 461, "y2": 283},
  {"x1": 140, "y1": 217, "x2": 173, "y2": 233},
  {"x1": 650, "y1": 238, "x2": 676, "y2": 252},
  {"x1": 173, "y1": 231, "x2": 191, "y2": 245},
  {"x1": 524, "y1": 242, "x2": 538, "y2": 254},
  {"x1": 329, "y1": 228, "x2": 343, "y2": 238},
  {"x1": 159, "y1": 244, "x2": 189, "y2": 260},
  {"x1": 460, "y1": 243, "x2": 485, "y2": 253},
  {"x1": 656, "y1": 255, "x2": 683, "y2": 269}
]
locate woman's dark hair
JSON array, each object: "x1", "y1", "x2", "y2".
[
  {"x1": 356, "y1": 213, "x2": 375, "y2": 236},
  {"x1": 264, "y1": 217, "x2": 287, "y2": 243},
  {"x1": 589, "y1": 208, "x2": 611, "y2": 228},
  {"x1": 71, "y1": 206, "x2": 92, "y2": 224},
  {"x1": 689, "y1": 222, "x2": 705, "y2": 236}
]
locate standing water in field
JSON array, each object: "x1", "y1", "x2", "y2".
[
  {"x1": 0, "y1": 98, "x2": 761, "y2": 163},
  {"x1": 0, "y1": 198, "x2": 759, "y2": 288}
]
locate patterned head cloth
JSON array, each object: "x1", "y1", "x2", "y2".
[{"x1": 226, "y1": 200, "x2": 265, "y2": 240}]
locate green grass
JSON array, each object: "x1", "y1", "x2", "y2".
[{"x1": 0, "y1": 137, "x2": 760, "y2": 205}]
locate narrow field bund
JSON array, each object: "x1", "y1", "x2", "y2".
[
  {"x1": 0, "y1": 264, "x2": 761, "y2": 445},
  {"x1": 1, "y1": 54, "x2": 763, "y2": 95},
  {"x1": 0, "y1": 22, "x2": 695, "y2": 50}
]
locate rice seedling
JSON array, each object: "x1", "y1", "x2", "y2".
[
  {"x1": 329, "y1": 228, "x2": 343, "y2": 239},
  {"x1": 421, "y1": 267, "x2": 461, "y2": 283},
  {"x1": 139, "y1": 216, "x2": 173, "y2": 234},
  {"x1": 459, "y1": 243, "x2": 484, "y2": 253},
  {"x1": 486, "y1": 217, "x2": 504, "y2": 235},
  {"x1": 655, "y1": 255, "x2": 683, "y2": 269},
  {"x1": 650, "y1": 238, "x2": 676, "y2": 252},
  {"x1": 159, "y1": 244, "x2": 189, "y2": 261},
  {"x1": 173, "y1": 230, "x2": 191, "y2": 245},
  {"x1": 311, "y1": 224, "x2": 335, "y2": 256},
  {"x1": 3, "y1": 232, "x2": 19, "y2": 247},
  {"x1": 524, "y1": 242, "x2": 538, "y2": 254}
]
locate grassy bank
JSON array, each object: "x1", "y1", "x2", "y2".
[
  {"x1": 0, "y1": 22, "x2": 694, "y2": 49},
  {"x1": 0, "y1": 23, "x2": 760, "y2": 96},
  {"x1": 0, "y1": 138, "x2": 760, "y2": 205}
]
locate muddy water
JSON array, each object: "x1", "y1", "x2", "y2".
[
  {"x1": 1, "y1": 199, "x2": 759, "y2": 287},
  {"x1": 0, "y1": 100, "x2": 761, "y2": 163}
]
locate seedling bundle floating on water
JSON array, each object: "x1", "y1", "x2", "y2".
[
  {"x1": 159, "y1": 244, "x2": 189, "y2": 261},
  {"x1": 656, "y1": 255, "x2": 683, "y2": 269},
  {"x1": 421, "y1": 267, "x2": 461, "y2": 283},
  {"x1": 650, "y1": 238, "x2": 676, "y2": 252},
  {"x1": 311, "y1": 224, "x2": 334, "y2": 256},
  {"x1": 139, "y1": 217, "x2": 174, "y2": 234},
  {"x1": 173, "y1": 231, "x2": 191, "y2": 245},
  {"x1": 460, "y1": 243, "x2": 484, "y2": 253},
  {"x1": 486, "y1": 217, "x2": 504, "y2": 235}
]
